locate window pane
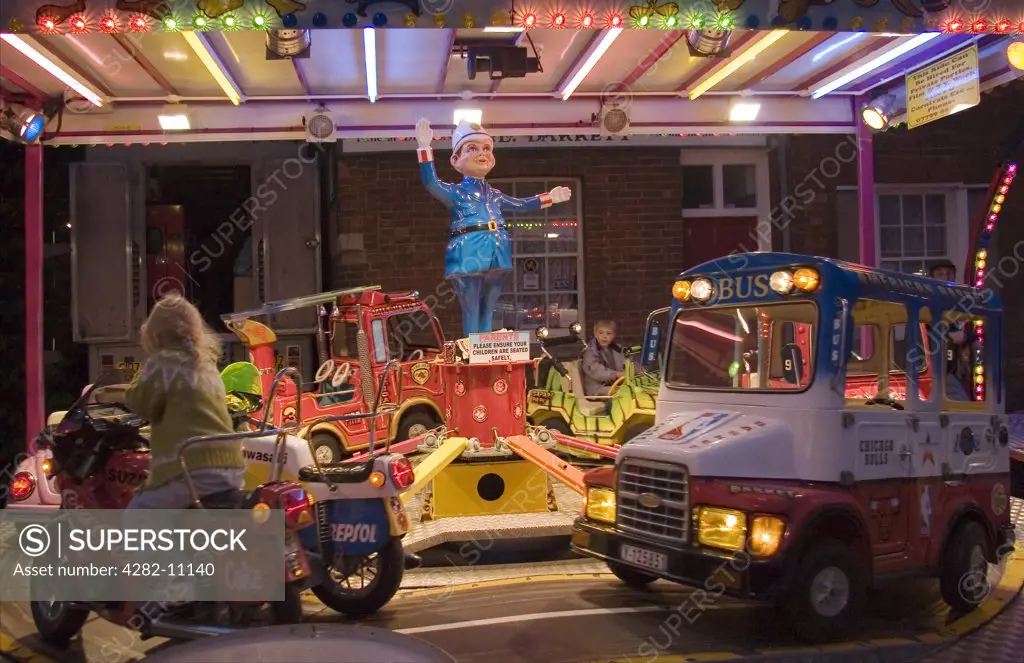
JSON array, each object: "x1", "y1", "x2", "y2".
[
  {"x1": 722, "y1": 164, "x2": 757, "y2": 208},
  {"x1": 547, "y1": 257, "x2": 577, "y2": 291},
  {"x1": 515, "y1": 256, "x2": 544, "y2": 293},
  {"x1": 903, "y1": 226, "x2": 924, "y2": 255},
  {"x1": 879, "y1": 195, "x2": 901, "y2": 225},
  {"x1": 546, "y1": 220, "x2": 578, "y2": 253},
  {"x1": 925, "y1": 226, "x2": 946, "y2": 256},
  {"x1": 901, "y1": 195, "x2": 924, "y2": 226},
  {"x1": 516, "y1": 295, "x2": 545, "y2": 329},
  {"x1": 925, "y1": 194, "x2": 945, "y2": 225},
  {"x1": 682, "y1": 165, "x2": 714, "y2": 209},
  {"x1": 512, "y1": 181, "x2": 547, "y2": 198},
  {"x1": 511, "y1": 220, "x2": 547, "y2": 254},
  {"x1": 495, "y1": 295, "x2": 516, "y2": 330},
  {"x1": 880, "y1": 227, "x2": 902, "y2": 256},
  {"x1": 547, "y1": 293, "x2": 580, "y2": 329}
]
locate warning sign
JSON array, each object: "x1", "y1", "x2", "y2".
[
  {"x1": 468, "y1": 331, "x2": 531, "y2": 364},
  {"x1": 906, "y1": 45, "x2": 979, "y2": 129}
]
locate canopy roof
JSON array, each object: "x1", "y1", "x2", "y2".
[{"x1": 1, "y1": 1, "x2": 1022, "y2": 144}]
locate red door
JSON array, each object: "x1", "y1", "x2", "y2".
[{"x1": 683, "y1": 216, "x2": 759, "y2": 271}]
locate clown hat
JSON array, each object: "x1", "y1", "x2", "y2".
[{"x1": 452, "y1": 120, "x2": 491, "y2": 154}]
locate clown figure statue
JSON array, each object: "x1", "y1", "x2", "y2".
[{"x1": 415, "y1": 117, "x2": 572, "y2": 337}]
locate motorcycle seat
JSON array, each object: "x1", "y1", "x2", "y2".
[
  {"x1": 198, "y1": 489, "x2": 249, "y2": 509},
  {"x1": 298, "y1": 462, "x2": 375, "y2": 484}
]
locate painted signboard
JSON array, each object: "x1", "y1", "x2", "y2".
[
  {"x1": 906, "y1": 44, "x2": 980, "y2": 129},
  {"x1": 468, "y1": 331, "x2": 531, "y2": 364}
]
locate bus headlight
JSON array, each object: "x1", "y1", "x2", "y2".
[
  {"x1": 749, "y1": 516, "x2": 786, "y2": 557},
  {"x1": 793, "y1": 268, "x2": 820, "y2": 292},
  {"x1": 697, "y1": 507, "x2": 747, "y2": 551},
  {"x1": 769, "y1": 271, "x2": 794, "y2": 294},
  {"x1": 672, "y1": 280, "x2": 692, "y2": 301},
  {"x1": 690, "y1": 278, "x2": 713, "y2": 302},
  {"x1": 586, "y1": 488, "x2": 616, "y2": 524}
]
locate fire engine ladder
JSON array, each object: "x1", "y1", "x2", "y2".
[{"x1": 221, "y1": 285, "x2": 382, "y2": 322}]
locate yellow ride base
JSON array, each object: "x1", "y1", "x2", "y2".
[{"x1": 431, "y1": 460, "x2": 550, "y2": 518}]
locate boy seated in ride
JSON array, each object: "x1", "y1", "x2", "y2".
[
  {"x1": 929, "y1": 261, "x2": 976, "y2": 401},
  {"x1": 581, "y1": 320, "x2": 626, "y2": 398},
  {"x1": 124, "y1": 294, "x2": 247, "y2": 509}
]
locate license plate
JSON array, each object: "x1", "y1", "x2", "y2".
[{"x1": 620, "y1": 544, "x2": 667, "y2": 572}]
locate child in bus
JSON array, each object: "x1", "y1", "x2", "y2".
[
  {"x1": 581, "y1": 320, "x2": 626, "y2": 398},
  {"x1": 124, "y1": 294, "x2": 246, "y2": 509}
]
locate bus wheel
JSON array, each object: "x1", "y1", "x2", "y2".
[
  {"x1": 940, "y1": 521, "x2": 989, "y2": 613},
  {"x1": 311, "y1": 433, "x2": 343, "y2": 465},
  {"x1": 785, "y1": 539, "x2": 865, "y2": 643}
]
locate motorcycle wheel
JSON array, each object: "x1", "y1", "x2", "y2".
[
  {"x1": 311, "y1": 536, "x2": 405, "y2": 617},
  {"x1": 269, "y1": 584, "x2": 304, "y2": 624},
  {"x1": 30, "y1": 600, "x2": 90, "y2": 648}
]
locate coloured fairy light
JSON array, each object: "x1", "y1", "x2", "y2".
[{"x1": 974, "y1": 162, "x2": 1017, "y2": 288}]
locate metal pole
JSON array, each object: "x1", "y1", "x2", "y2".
[
  {"x1": 25, "y1": 143, "x2": 44, "y2": 453},
  {"x1": 855, "y1": 96, "x2": 877, "y2": 267}
]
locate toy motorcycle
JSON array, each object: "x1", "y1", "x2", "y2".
[
  {"x1": 232, "y1": 362, "x2": 417, "y2": 617},
  {"x1": 29, "y1": 372, "x2": 317, "y2": 646}
]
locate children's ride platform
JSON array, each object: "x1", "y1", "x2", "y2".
[{"x1": 342, "y1": 334, "x2": 625, "y2": 554}]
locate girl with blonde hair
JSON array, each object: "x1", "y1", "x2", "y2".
[{"x1": 125, "y1": 293, "x2": 246, "y2": 509}]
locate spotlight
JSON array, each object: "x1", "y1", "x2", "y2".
[
  {"x1": 0, "y1": 103, "x2": 45, "y2": 143},
  {"x1": 267, "y1": 28, "x2": 311, "y2": 59},
  {"x1": 861, "y1": 93, "x2": 901, "y2": 131},
  {"x1": 686, "y1": 29, "x2": 732, "y2": 58},
  {"x1": 729, "y1": 99, "x2": 760, "y2": 122}
]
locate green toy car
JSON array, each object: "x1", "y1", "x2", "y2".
[{"x1": 526, "y1": 324, "x2": 660, "y2": 460}]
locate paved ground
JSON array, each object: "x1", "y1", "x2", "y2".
[{"x1": 2, "y1": 499, "x2": 1021, "y2": 663}]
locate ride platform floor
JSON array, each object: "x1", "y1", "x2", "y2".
[{"x1": 2, "y1": 499, "x2": 1021, "y2": 663}]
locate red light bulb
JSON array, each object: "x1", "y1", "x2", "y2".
[
  {"x1": 970, "y1": 19, "x2": 987, "y2": 32},
  {"x1": 608, "y1": 13, "x2": 623, "y2": 27},
  {"x1": 130, "y1": 15, "x2": 147, "y2": 31},
  {"x1": 522, "y1": 12, "x2": 537, "y2": 28},
  {"x1": 581, "y1": 13, "x2": 594, "y2": 28},
  {"x1": 70, "y1": 16, "x2": 86, "y2": 32},
  {"x1": 946, "y1": 18, "x2": 964, "y2": 32},
  {"x1": 100, "y1": 16, "x2": 117, "y2": 32},
  {"x1": 996, "y1": 19, "x2": 1012, "y2": 33},
  {"x1": 38, "y1": 16, "x2": 56, "y2": 32},
  {"x1": 551, "y1": 12, "x2": 566, "y2": 27}
]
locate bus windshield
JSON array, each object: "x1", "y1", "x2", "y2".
[{"x1": 665, "y1": 302, "x2": 818, "y2": 391}]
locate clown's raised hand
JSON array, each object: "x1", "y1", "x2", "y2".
[
  {"x1": 415, "y1": 118, "x2": 433, "y2": 149},
  {"x1": 548, "y1": 186, "x2": 572, "y2": 204}
]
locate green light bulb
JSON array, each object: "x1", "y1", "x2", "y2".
[
  {"x1": 224, "y1": 15, "x2": 236, "y2": 27},
  {"x1": 164, "y1": 17, "x2": 177, "y2": 30},
  {"x1": 638, "y1": 16, "x2": 649, "y2": 26},
  {"x1": 194, "y1": 16, "x2": 206, "y2": 28},
  {"x1": 253, "y1": 15, "x2": 266, "y2": 27}
]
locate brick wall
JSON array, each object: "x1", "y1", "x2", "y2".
[
  {"x1": 332, "y1": 147, "x2": 685, "y2": 343},
  {"x1": 785, "y1": 82, "x2": 1024, "y2": 408}
]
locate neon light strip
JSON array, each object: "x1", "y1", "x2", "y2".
[
  {"x1": 180, "y1": 31, "x2": 241, "y2": 105},
  {"x1": 0, "y1": 33, "x2": 103, "y2": 107},
  {"x1": 811, "y1": 32, "x2": 943, "y2": 99},
  {"x1": 363, "y1": 27, "x2": 378, "y2": 103},
  {"x1": 689, "y1": 30, "x2": 789, "y2": 101},
  {"x1": 812, "y1": 33, "x2": 866, "y2": 62},
  {"x1": 560, "y1": 28, "x2": 624, "y2": 101}
]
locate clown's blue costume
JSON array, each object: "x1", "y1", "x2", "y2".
[{"x1": 416, "y1": 122, "x2": 556, "y2": 336}]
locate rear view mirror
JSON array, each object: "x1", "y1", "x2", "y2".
[{"x1": 782, "y1": 343, "x2": 804, "y2": 385}]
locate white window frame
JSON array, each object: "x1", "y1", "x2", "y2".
[
  {"x1": 679, "y1": 149, "x2": 773, "y2": 251},
  {"x1": 836, "y1": 184, "x2": 973, "y2": 273},
  {"x1": 489, "y1": 177, "x2": 585, "y2": 336}
]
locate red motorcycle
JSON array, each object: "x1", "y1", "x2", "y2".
[{"x1": 29, "y1": 371, "x2": 318, "y2": 646}]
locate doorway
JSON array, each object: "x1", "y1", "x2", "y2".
[
  {"x1": 144, "y1": 165, "x2": 252, "y2": 329},
  {"x1": 682, "y1": 216, "x2": 759, "y2": 271}
]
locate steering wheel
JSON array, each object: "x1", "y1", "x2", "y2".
[
  {"x1": 315, "y1": 359, "x2": 335, "y2": 383},
  {"x1": 408, "y1": 349, "x2": 424, "y2": 361},
  {"x1": 608, "y1": 375, "x2": 626, "y2": 397},
  {"x1": 331, "y1": 362, "x2": 352, "y2": 388},
  {"x1": 865, "y1": 397, "x2": 905, "y2": 411}
]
